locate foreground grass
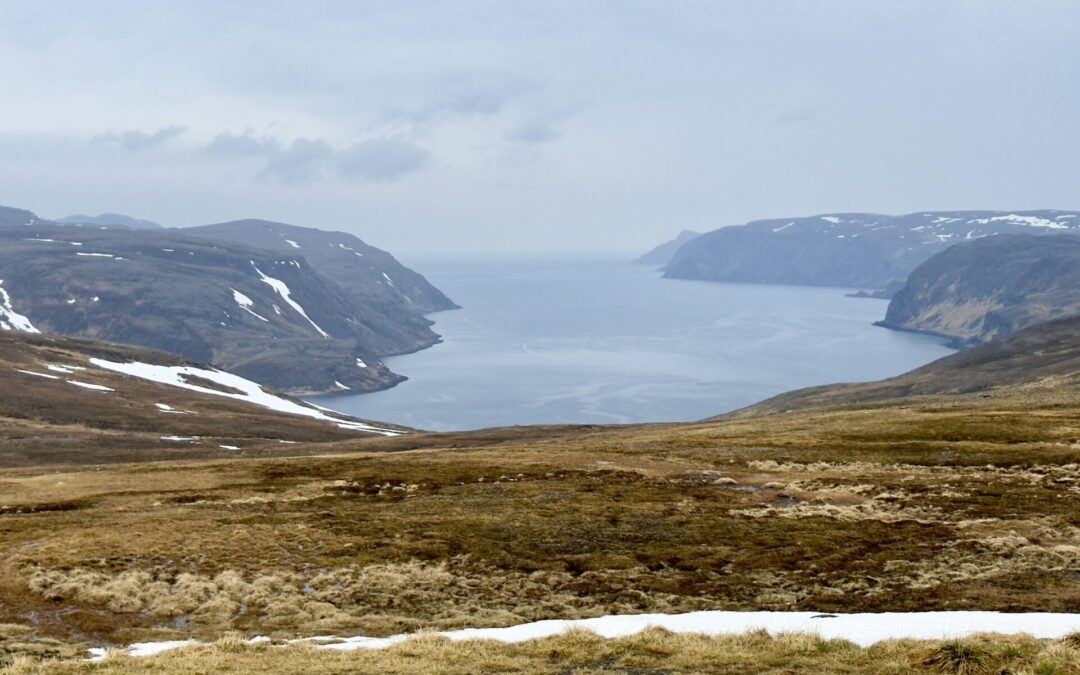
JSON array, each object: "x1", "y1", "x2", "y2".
[
  {"x1": 4, "y1": 629, "x2": 1080, "y2": 674},
  {"x1": 1, "y1": 388, "x2": 1078, "y2": 650}
]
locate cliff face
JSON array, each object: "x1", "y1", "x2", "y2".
[
  {"x1": 664, "y1": 210, "x2": 1080, "y2": 289},
  {"x1": 878, "y1": 234, "x2": 1080, "y2": 347}
]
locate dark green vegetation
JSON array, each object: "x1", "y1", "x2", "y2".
[
  {"x1": 880, "y1": 234, "x2": 1080, "y2": 347},
  {"x1": 663, "y1": 210, "x2": 1080, "y2": 289},
  {"x1": 0, "y1": 205, "x2": 457, "y2": 394}
]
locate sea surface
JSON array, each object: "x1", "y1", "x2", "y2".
[{"x1": 317, "y1": 258, "x2": 954, "y2": 431}]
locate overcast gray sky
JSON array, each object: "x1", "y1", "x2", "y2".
[{"x1": 1, "y1": 1, "x2": 1078, "y2": 257}]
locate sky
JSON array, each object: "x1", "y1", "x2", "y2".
[{"x1": 1, "y1": 1, "x2": 1079, "y2": 258}]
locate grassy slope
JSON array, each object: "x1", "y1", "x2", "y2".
[
  {"x1": 0, "y1": 332, "x2": 405, "y2": 467},
  {"x1": 1, "y1": 322, "x2": 1078, "y2": 671},
  {"x1": 728, "y1": 315, "x2": 1080, "y2": 417}
]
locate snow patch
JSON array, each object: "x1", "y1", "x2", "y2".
[
  {"x1": 969, "y1": 214, "x2": 1069, "y2": 229},
  {"x1": 356, "y1": 358, "x2": 367, "y2": 368},
  {"x1": 285, "y1": 239, "x2": 300, "y2": 249},
  {"x1": 219, "y1": 445, "x2": 240, "y2": 451},
  {"x1": 17, "y1": 369, "x2": 59, "y2": 379},
  {"x1": 772, "y1": 222, "x2": 795, "y2": 232},
  {"x1": 46, "y1": 364, "x2": 85, "y2": 374},
  {"x1": 75, "y1": 252, "x2": 115, "y2": 258},
  {"x1": 334, "y1": 381, "x2": 350, "y2": 390},
  {"x1": 67, "y1": 380, "x2": 114, "y2": 392},
  {"x1": 89, "y1": 358, "x2": 401, "y2": 435},
  {"x1": 381, "y1": 272, "x2": 394, "y2": 286},
  {"x1": 231, "y1": 288, "x2": 269, "y2": 322},
  {"x1": 0, "y1": 280, "x2": 40, "y2": 333},
  {"x1": 87, "y1": 611, "x2": 1080, "y2": 661},
  {"x1": 820, "y1": 216, "x2": 842, "y2": 224},
  {"x1": 160, "y1": 436, "x2": 199, "y2": 442},
  {"x1": 251, "y1": 263, "x2": 329, "y2": 337}
]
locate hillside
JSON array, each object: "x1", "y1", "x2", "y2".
[
  {"x1": 663, "y1": 210, "x2": 1080, "y2": 289},
  {"x1": 2, "y1": 326, "x2": 1078, "y2": 666},
  {"x1": 728, "y1": 315, "x2": 1080, "y2": 417},
  {"x1": 0, "y1": 331, "x2": 403, "y2": 466},
  {"x1": 878, "y1": 234, "x2": 1080, "y2": 346},
  {"x1": 633, "y1": 230, "x2": 700, "y2": 267},
  {"x1": 0, "y1": 216, "x2": 441, "y2": 394},
  {"x1": 186, "y1": 219, "x2": 458, "y2": 318}
]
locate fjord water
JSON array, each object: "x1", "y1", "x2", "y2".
[{"x1": 319, "y1": 259, "x2": 954, "y2": 431}]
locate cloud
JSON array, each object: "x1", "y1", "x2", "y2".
[
  {"x1": 386, "y1": 74, "x2": 540, "y2": 126},
  {"x1": 258, "y1": 137, "x2": 334, "y2": 185},
  {"x1": 95, "y1": 126, "x2": 187, "y2": 151},
  {"x1": 207, "y1": 132, "x2": 428, "y2": 186},
  {"x1": 336, "y1": 138, "x2": 428, "y2": 182},
  {"x1": 204, "y1": 131, "x2": 281, "y2": 158}
]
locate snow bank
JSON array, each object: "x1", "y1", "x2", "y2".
[
  {"x1": 88, "y1": 358, "x2": 400, "y2": 435},
  {"x1": 86, "y1": 611, "x2": 1080, "y2": 661},
  {"x1": 315, "y1": 611, "x2": 1080, "y2": 651}
]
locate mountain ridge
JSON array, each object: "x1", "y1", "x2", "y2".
[
  {"x1": 663, "y1": 210, "x2": 1080, "y2": 289},
  {"x1": 0, "y1": 205, "x2": 457, "y2": 394}
]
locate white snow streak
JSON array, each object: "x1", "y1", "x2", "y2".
[
  {"x1": 251, "y1": 263, "x2": 329, "y2": 337},
  {"x1": 88, "y1": 358, "x2": 400, "y2": 435},
  {"x1": 231, "y1": 289, "x2": 269, "y2": 322},
  {"x1": 285, "y1": 239, "x2": 300, "y2": 249},
  {"x1": 16, "y1": 369, "x2": 59, "y2": 379},
  {"x1": 0, "y1": 280, "x2": 39, "y2": 333},
  {"x1": 67, "y1": 380, "x2": 114, "y2": 392}
]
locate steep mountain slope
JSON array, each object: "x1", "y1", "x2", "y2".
[
  {"x1": 878, "y1": 234, "x2": 1080, "y2": 347},
  {"x1": 0, "y1": 331, "x2": 404, "y2": 466},
  {"x1": 57, "y1": 213, "x2": 163, "y2": 229},
  {"x1": 728, "y1": 315, "x2": 1080, "y2": 417},
  {"x1": 186, "y1": 219, "x2": 458, "y2": 318},
  {"x1": 0, "y1": 220, "x2": 417, "y2": 394},
  {"x1": 664, "y1": 210, "x2": 1080, "y2": 289},
  {"x1": 634, "y1": 230, "x2": 701, "y2": 267}
]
